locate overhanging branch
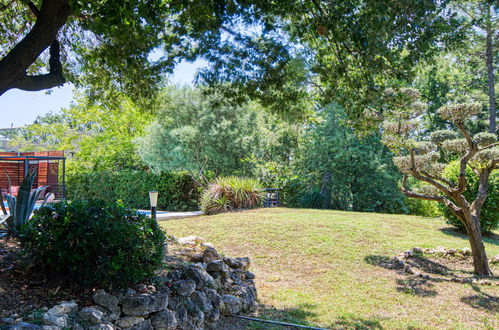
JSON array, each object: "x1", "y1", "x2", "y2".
[{"x1": 12, "y1": 40, "x2": 65, "y2": 91}]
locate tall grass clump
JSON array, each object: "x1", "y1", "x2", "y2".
[{"x1": 201, "y1": 176, "x2": 263, "y2": 215}]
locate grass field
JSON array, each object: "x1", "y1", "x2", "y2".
[{"x1": 161, "y1": 208, "x2": 499, "y2": 329}]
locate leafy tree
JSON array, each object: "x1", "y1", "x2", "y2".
[
  {"x1": 11, "y1": 93, "x2": 151, "y2": 172},
  {"x1": 136, "y1": 87, "x2": 259, "y2": 182},
  {"x1": 294, "y1": 104, "x2": 405, "y2": 213},
  {"x1": 198, "y1": 0, "x2": 467, "y2": 126},
  {"x1": 0, "y1": 0, "x2": 291, "y2": 101},
  {"x1": 382, "y1": 88, "x2": 498, "y2": 275},
  {"x1": 451, "y1": 0, "x2": 497, "y2": 133}
]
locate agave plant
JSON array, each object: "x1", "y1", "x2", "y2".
[{"x1": 0, "y1": 170, "x2": 53, "y2": 237}]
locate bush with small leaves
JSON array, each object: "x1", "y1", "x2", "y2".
[
  {"x1": 440, "y1": 162, "x2": 498, "y2": 233},
  {"x1": 430, "y1": 130, "x2": 459, "y2": 145},
  {"x1": 21, "y1": 200, "x2": 166, "y2": 288}
]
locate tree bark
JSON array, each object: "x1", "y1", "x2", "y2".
[
  {"x1": 465, "y1": 213, "x2": 492, "y2": 276},
  {"x1": 0, "y1": 0, "x2": 71, "y2": 95},
  {"x1": 485, "y1": 9, "x2": 497, "y2": 133},
  {"x1": 320, "y1": 172, "x2": 332, "y2": 209}
]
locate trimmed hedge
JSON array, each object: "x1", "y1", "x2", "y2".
[{"x1": 67, "y1": 170, "x2": 200, "y2": 211}]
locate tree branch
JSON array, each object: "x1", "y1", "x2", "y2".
[
  {"x1": 479, "y1": 142, "x2": 499, "y2": 151},
  {"x1": 454, "y1": 123, "x2": 477, "y2": 193},
  {"x1": 471, "y1": 168, "x2": 491, "y2": 217},
  {"x1": 0, "y1": 0, "x2": 71, "y2": 95},
  {"x1": 401, "y1": 176, "x2": 443, "y2": 202},
  {"x1": 409, "y1": 150, "x2": 453, "y2": 196},
  {"x1": 420, "y1": 170, "x2": 455, "y2": 188},
  {"x1": 12, "y1": 40, "x2": 65, "y2": 91}
]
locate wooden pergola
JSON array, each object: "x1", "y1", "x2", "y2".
[{"x1": 0, "y1": 151, "x2": 66, "y2": 200}]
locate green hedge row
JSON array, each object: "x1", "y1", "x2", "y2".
[{"x1": 66, "y1": 170, "x2": 200, "y2": 211}]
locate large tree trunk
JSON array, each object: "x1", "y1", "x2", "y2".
[
  {"x1": 0, "y1": 0, "x2": 71, "y2": 95},
  {"x1": 485, "y1": 10, "x2": 497, "y2": 133},
  {"x1": 465, "y1": 214, "x2": 492, "y2": 276}
]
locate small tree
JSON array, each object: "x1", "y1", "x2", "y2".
[{"x1": 381, "y1": 88, "x2": 498, "y2": 276}]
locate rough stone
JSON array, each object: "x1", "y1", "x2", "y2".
[
  {"x1": 150, "y1": 310, "x2": 178, "y2": 330},
  {"x1": 47, "y1": 301, "x2": 78, "y2": 316},
  {"x1": 220, "y1": 295, "x2": 242, "y2": 316},
  {"x1": 183, "y1": 265, "x2": 215, "y2": 290},
  {"x1": 234, "y1": 284, "x2": 257, "y2": 312},
  {"x1": 201, "y1": 247, "x2": 220, "y2": 263},
  {"x1": 204, "y1": 289, "x2": 223, "y2": 309},
  {"x1": 205, "y1": 308, "x2": 220, "y2": 323},
  {"x1": 92, "y1": 290, "x2": 121, "y2": 315},
  {"x1": 244, "y1": 271, "x2": 256, "y2": 280},
  {"x1": 412, "y1": 247, "x2": 423, "y2": 254},
  {"x1": 461, "y1": 248, "x2": 472, "y2": 256},
  {"x1": 235, "y1": 257, "x2": 250, "y2": 271},
  {"x1": 42, "y1": 313, "x2": 67, "y2": 328},
  {"x1": 129, "y1": 319, "x2": 152, "y2": 330},
  {"x1": 115, "y1": 316, "x2": 145, "y2": 328},
  {"x1": 178, "y1": 236, "x2": 204, "y2": 246},
  {"x1": 79, "y1": 307, "x2": 104, "y2": 325},
  {"x1": 88, "y1": 324, "x2": 115, "y2": 330},
  {"x1": 175, "y1": 279, "x2": 197, "y2": 297},
  {"x1": 173, "y1": 304, "x2": 189, "y2": 329},
  {"x1": 223, "y1": 257, "x2": 243, "y2": 269},
  {"x1": 206, "y1": 260, "x2": 228, "y2": 273},
  {"x1": 122, "y1": 293, "x2": 169, "y2": 316},
  {"x1": 41, "y1": 326, "x2": 60, "y2": 330},
  {"x1": 190, "y1": 291, "x2": 213, "y2": 313}
]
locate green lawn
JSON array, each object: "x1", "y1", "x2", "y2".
[{"x1": 161, "y1": 208, "x2": 499, "y2": 329}]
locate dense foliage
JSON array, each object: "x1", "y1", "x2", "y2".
[
  {"x1": 21, "y1": 200, "x2": 165, "y2": 288},
  {"x1": 66, "y1": 170, "x2": 200, "y2": 211},
  {"x1": 288, "y1": 104, "x2": 406, "y2": 213},
  {"x1": 137, "y1": 88, "x2": 259, "y2": 180},
  {"x1": 201, "y1": 176, "x2": 262, "y2": 215},
  {"x1": 441, "y1": 162, "x2": 498, "y2": 233}
]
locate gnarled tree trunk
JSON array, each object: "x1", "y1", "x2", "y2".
[{"x1": 464, "y1": 214, "x2": 492, "y2": 276}]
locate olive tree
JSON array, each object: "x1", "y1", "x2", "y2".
[{"x1": 381, "y1": 88, "x2": 498, "y2": 276}]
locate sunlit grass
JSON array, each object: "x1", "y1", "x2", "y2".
[{"x1": 161, "y1": 208, "x2": 499, "y2": 329}]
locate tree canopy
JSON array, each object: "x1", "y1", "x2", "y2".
[{"x1": 1, "y1": 0, "x2": 469, "y2": 121}]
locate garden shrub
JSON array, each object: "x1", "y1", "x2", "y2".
[
  {"x1": 21, "y1": 200, "x2": 166, "y2": 288},
  {"x1": 67, "y1": 170, "x2": 200, "y2": 211},
  {"x1": 440, "y1": 161, "x2": 498, "y2": 233},
  {"x1": 404, "y1": 197, "x2": 442, "y2": 217},
  {"x1": 201, "y1": 176, "x2": 263, "y2": 215}
]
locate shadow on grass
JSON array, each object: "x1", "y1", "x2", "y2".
[
  {"x1": 405, "y1": 255, "x2": 451, "y2": 276},
  {"x1": 395, "y1": 277, "x2": 437, "y2": 297},
  {"x1": 245, "y1": 303, "x2": 384, "y2": 329},
  {"x1": 364, "y1": 255, "x2": 403, "y2": 270},
  {"x1": 439, "y1": 227, "x2": 499, "y2": 246},
  {"x1": 365, "y1": 254, "x2": 440, "y2": 297},
  {"x1": 460, "y1": 285, "x2": 499, "y2": 312}
]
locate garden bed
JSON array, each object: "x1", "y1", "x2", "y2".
[{"x1": 0, "y1": 236, "x2": 258, "y2": 329}]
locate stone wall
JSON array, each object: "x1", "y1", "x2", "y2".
[{"x1": 0, "y1": 244, "x2": 257, "y2": 330}]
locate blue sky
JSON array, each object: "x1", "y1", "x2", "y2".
[{"x1": 0, "y1": 60, "x2": 205, "y2": 128}]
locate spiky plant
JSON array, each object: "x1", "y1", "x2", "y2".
[
  {"x1": 0, "y1": 170, "x2": 52, "y2": 237},
  {"x1": 201, "y1": 176, "x2": 262, "y2": 215}
]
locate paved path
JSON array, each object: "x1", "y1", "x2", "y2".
[{"x1": 137, "y1": 210, "x2": 202, "y2": 220}]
